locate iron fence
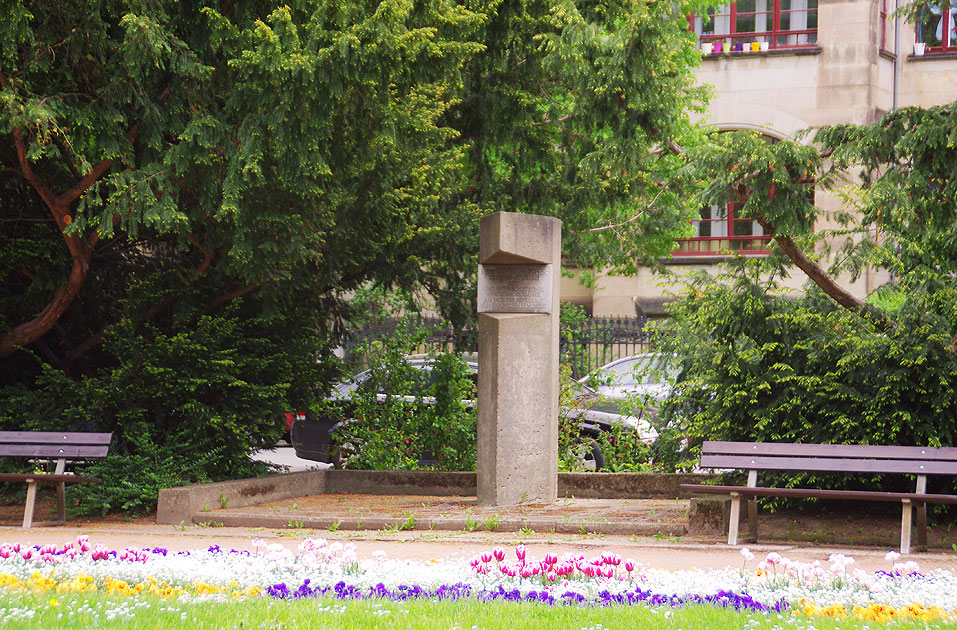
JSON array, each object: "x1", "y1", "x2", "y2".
[
  {"x1": 343, "y1": 315, "x2": 651, "y2": 378},
  {"x1": 561, "y1": 315, "x2": 652, "y2": 379}
]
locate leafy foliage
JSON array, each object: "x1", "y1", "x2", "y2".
[
  {"x1": 672, "y1": 102, "x2": 957, "y2": 460},
  {"x1": 656, "y1": 260, "x2": 957, "y2": 494},
  {"x1": 0, "y1": 297, "x2": 331, "y2": 514},
  {"x1": 448, "y1": 0, "x2": 712, "y2": 273},
  {"x1": 1, "y1": 0, "x2": 714, "y2": 510},
  {"x1": 332, "y1": 320, "x2": 477, "y2": 471}
]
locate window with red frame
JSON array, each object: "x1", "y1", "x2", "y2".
[
  {"x1": 673, "y1": 201, "x2": 772, "y2": 256},
  {"x1": 692, "y1": 0, "x2": 818, "y2": 50},
  {"x1": 916, "y1": 1, "x2": 957, "y2": 51}
]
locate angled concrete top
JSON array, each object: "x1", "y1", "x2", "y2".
[{"x1": 479, "y1": 212, "x2": 561, "y2": 265}]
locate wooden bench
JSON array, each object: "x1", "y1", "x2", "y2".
[
  {"x1": 680, "y1": 441, "x2": 957, "y2": 553},
  {"x1": 0, "y1": 431, "x2": 112, "y2": 528}
]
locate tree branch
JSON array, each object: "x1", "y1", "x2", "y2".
[
  {"x1": 754, "y1": 214, "x2": 891, "y2": 330},
  {"x1": 532, "y1": 114, "x2": 573, "y2": 127},
  {"x1": 203, "y1": 282, "x2": 261, "y2": 315},
  {"x1": 589, "y1": 175, "x2": 678, "y2": 233}
]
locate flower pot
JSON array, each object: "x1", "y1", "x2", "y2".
[
  {"x1": 914, "y1": 42, "x2": 926, "y2": 55},
  {"x1": 751, "y1": 42, "x2": 761, "y2": 51},
  {"x1": 702, "y1": 42, "x2": 712, "y2": 54},
  {"x1": 759, "y1": 41, "x2": 769, "y2": 51},
  {"x1": 722, "y1": 41, "x2": 732, "y2": 53},
  {"x1": 734, "y1": 41, "x2": 743, "y2": 52}
]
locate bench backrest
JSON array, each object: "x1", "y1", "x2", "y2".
[
  {"x1": 699, "y1": 441, "x2": 957, "y2": 476},
  {"x1": 0, "y1": 432, "x2": 112, "y2": 460}
]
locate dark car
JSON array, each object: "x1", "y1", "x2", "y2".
[
  {"x1": 290, "y1": 358, "x2": 620, "y2": 470},
  {"x1": 291, "y1": 358, "x2": 476, "y2": 466}
]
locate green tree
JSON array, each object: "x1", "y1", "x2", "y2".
[
  {"x1": 1, "y1": 1, "x2": 485, "y2": 362},
  {"x1": 447, "y1": 0, "x2": 711, "y2": 276},
  {"x1": 1, "y1": 1, "x2": 713, "y2": 508},
  {"x1": 659, "y1": 104, "x2": 957, "y2": 453}
]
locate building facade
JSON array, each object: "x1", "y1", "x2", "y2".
[{"x1": 562, "y1": 0, "x2": 957, "y2": 317}]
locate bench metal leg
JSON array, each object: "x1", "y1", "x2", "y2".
[
  {"x1": 900, "y1": 499, "x2": 912, "y2": 555},
  {"x1": 22, "y1": 479, "x2": 38, "y2": 529},
  {"x1": 728, "y1": 492, "x2": 741, "y2": 545}
]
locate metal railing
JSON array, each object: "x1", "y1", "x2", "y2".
[{"x1": 343, "y1": 315, "x2": 652, "y2": 379}]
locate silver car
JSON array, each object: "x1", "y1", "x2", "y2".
[{"x1": 576, "y1": 353, "x2": 678, "y2": 443}]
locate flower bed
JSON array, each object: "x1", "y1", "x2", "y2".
[{"x1": 0, "y1": 537, "x2": 954, "y2": 624}]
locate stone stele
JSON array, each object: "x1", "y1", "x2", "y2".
[{"x1": 477, "y1": 211, "x2": 561, "y2": 505}]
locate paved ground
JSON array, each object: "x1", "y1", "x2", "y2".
[
  {"x1": 3, "y1": 454, "x2": 956, "y2": 573},
  {"x1": 1, "y1": 520, "x2": 955, "y2": 574}
]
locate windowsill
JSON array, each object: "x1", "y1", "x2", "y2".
[
  {"x1": 663, "y1": 254, "x2": 770, "y2": 265},
  {"x1": 908, "y1": 50, "x2": 957, "y2": 60},
  {"x1": 700, "y1": 46, "x2": 822, "y2": 59}
]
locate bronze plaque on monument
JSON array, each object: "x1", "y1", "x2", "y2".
[{"x1": 477, "y1": 264, "x2": 553, "y2": 314}]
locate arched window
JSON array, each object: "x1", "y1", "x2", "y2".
[{"x1": 672, "y1": 132, "x2": 812, "y2": 257}]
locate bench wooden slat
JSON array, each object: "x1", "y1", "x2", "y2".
[
  {"x1": 703, "y1": 441, "x2": 957, "y2": 461},
  {"x1": 680, "y1": 484, "x2": 957, "y2": 505},
  {"x1": 0, "y1": 473, "x2": 101, "y2": 485},
  {"x1": 0, "y1": 445, "x2": 110, "y2": 459},
  {"x1": 699, "y1": 454, "x2": 957, "y2": 475},
  {"x1": 0, "y1": 432, "x2": 112, "y2": 446}
]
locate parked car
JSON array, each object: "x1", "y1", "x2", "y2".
[
  {"x1": 574, "y1": 353, "x2": 679, "y2": 445},
  {"x1": 290, "y1": 357, "x2": 620, "y2": 470}
]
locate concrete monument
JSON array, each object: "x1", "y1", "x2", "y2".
[{"x1": 477, "y1": 211, "x2": 561, "y2": 505}]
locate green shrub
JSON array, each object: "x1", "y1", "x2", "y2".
[
  {"x1": 333, "y1": 319, "x2": 477, "y2": 471},
  {"x1": 656, "y1": 259, "x2": 957, "y2": 497},
  {"x1": 0, "y1": 302, "x2": 328, "y2": 515}
]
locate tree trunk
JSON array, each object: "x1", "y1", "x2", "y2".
[
  {"x1": 0, "y1": 222, "x2": 92, "y2": 357},
  {"x1": 755, "y1": 215, "x2": 890, "y2": 330}
]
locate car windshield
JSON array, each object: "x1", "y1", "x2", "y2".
[{"x1": 601, "y1": 355, "x2": 678, "y2": 387}]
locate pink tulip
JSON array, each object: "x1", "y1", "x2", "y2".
[
  {"x1": 544, "y1": 553, "x2": 558, "y2": 565},
  {"x1": 602, "y1": 553, "x2": 622, "y2": 566},
  {"x1": 546, "y1": 571, "x2": 557, "y2": 582},
  {"x1": 21, "y1": 549, "x2": 32, "y2": 560},
  {"x1": 624, "y1": 560, "x2": 635, "y2": 572},
  {"x1": 492, "y1": 546, "x2": 506, "y2": 562},
  {"x1": 480, "y1": 552, "x2": 493, "y2": 564},
  {"x1": 515, "y1": 544, "x2": 526, "y2": 561}
]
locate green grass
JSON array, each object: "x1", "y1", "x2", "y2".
[{"x1": 3, "y1": 591, "x2": 957, "y2": 629}]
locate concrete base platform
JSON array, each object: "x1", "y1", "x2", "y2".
[
  {"x1": 156, "y1": 470, "x2": 709, "y2": 530},
  {"x1": 192, "y1": 494, "x2": 689, "y2": 537}
]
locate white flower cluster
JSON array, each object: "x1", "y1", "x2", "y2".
[{"x1": 0, "y1": 537, "x2": 955, "y2": 616}]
